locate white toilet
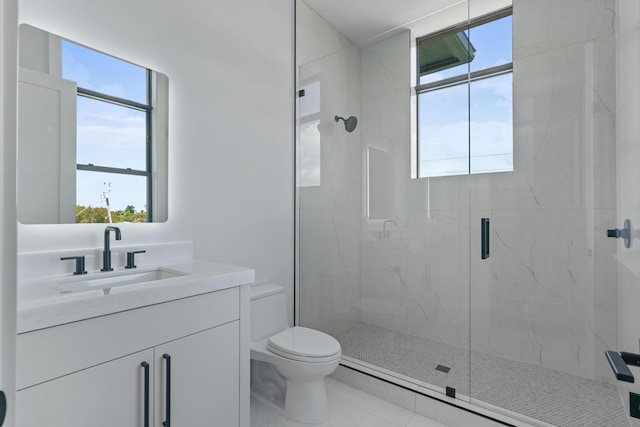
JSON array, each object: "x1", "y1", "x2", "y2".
[{"x1": 250, "y1": 283, "x2": 341, "y2": 424}]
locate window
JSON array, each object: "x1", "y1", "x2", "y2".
[
  {"x1": 61, "y1": 40, "x2": 152, "y2": 222},
  {"x1": 416, "y1": 9, "x2": 513, "y2": 178}
]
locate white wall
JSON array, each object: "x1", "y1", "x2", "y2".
[
  {"x1": 17, "y1": 0, "x2": 295, "y2": 318},
  {"x1": 0, "y1": 1, "x2": 18, "y2": 425}
]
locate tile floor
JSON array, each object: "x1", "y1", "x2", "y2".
[
  {"x1": 250, "y1": 378, "x2": 448, "y2": 427},
  {"x1": 335, "y1": 322, "x2": 628, "y2": 427}
]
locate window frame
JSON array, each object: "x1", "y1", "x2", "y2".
[{"x1": 415, "y1": 7, "x2": 513, "y2": 178}]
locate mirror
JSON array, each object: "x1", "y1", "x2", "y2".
[{"x1": 17, "y1": 24, "x2": 169, "y2": 224}]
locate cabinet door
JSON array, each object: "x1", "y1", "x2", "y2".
[
  {"x1": 16, "y1": 348, "x2": 154, "y2": 427},
  {"x1": 155, "y1": 321, "x2": 240, "y2": 427}
]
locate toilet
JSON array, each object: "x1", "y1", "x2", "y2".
[{"x1": 250, "y1": 283, "x2": 341, "y2": 424}]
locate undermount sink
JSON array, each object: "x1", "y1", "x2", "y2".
[{"x1": 56, "y1": 267, "x2": 189, "y2": 294}]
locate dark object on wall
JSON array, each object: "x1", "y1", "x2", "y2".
[
  {"x1": 446, "y1": 386, "x2": 456, "y2": 398},
  {"x1": 0, "y1": 390, "x2": 6, "y2": 426},
  {"x1": 481, "y1": 218, "x2": 490, "y2": 259},
  {"x1": 607, "y1": 219, "x2": 632, "y2": 248},
  {"x1": 605, "y1": 350, "x2": 640, "y2": 382},
  {"x1": 630, "y1": 392, "x2": 640, "y2": 419},
  {"x1": 335, "y1": 115, "x2": 358, "y2": 133}
]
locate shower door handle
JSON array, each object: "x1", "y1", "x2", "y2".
[
  {"x1": 605, "y1": 350, "x2": 640, "y2": 382},
  {"x1": 481, "y1": 218, "x2": 490, "y2": 259}
]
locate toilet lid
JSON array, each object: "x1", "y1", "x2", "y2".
[{"x1": 267, "y1": 327, "x2": 341, "y2": 360}]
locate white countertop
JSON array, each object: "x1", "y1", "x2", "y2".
[{"x1": 17, "y1": 259, "x2": 255, "y2": 333}]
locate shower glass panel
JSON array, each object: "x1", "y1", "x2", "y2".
[
  {"x1": 468, "y1": 1, "x2": 622, "y2": 425},
  {"x1": 297, "y1": 0, "x2": 628, "y2": 425},
  {"x1": 297, "y1": 44, "x2": 367, "y2": 340}
]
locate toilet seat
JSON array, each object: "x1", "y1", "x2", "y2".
[{"x1": 267, "y1": 327, "x2": 341, "y2": 363}]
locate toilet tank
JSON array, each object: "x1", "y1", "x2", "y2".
[{"x1": 250, "y1": 284, "x2": 290, "y2": 343}]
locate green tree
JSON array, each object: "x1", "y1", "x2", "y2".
[{"x1": 76, "y1": 205, "x2": 147, "y2": 223}]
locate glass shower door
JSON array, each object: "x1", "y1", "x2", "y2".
[
  {"x1": 468, "y1": 1, "x2": 624, "y2": 425},
  {"x1": 297, "y1": 2, "x2": 473, "y2": 399}
]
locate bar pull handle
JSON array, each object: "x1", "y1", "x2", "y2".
[
  {"x1": 605, "y1": 350, "x2": 640, "y2": 383},
  {"x1": 141, "y1": 362, "x2": 150, "y2": 427},
  {"x1": 163, "y1": 354, "x2": 171, "y2": 427},
  {"x1": 125, "y1": 250, "x2": 146, "y2": 269},
  {"x1": 60, "y1": 256, "x2": 87, "y2": 275},
  {"x1": 481, "y1": 218, "x2": 490, "y2": 260}
]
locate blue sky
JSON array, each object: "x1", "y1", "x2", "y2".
[{"x1": 419, "y1": 15, "x2": 513, "y2": 177}]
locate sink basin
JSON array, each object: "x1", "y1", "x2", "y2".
[{"x1": 56, "y1": 267, "x2": 189, "y2": 294}]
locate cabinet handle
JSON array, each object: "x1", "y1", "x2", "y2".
[
  {"x1": 163, "y1": 354, "x2": 171, "y2": 427},
  {"x1": 141, "y1": 362, "x2": 150, "y2": 427}
]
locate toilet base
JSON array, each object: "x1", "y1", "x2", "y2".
[
  {"x1": 252, "y1": 377, "x2": 330, "y2": 424},
  {"x1": 250, "y1": 358, "x2": 332, "y2": 424},
  {"x1": 284, "y1": 378, "x2": 329, "y2": 424}
]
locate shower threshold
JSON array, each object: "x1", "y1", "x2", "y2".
[{"x1": 334, "y1": 323, "x2": 628, "y2": 427}]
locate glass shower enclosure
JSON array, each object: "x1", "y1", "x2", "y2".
[{"x1": 296, "y1": 0, "x2": 640, "y2": 425}]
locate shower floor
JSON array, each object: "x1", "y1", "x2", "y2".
[{"x1": 334, "y1": 322, "x2": 628, "y2": 427}]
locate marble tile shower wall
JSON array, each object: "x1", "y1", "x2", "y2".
[
  {"x1": 298, "y1": 45, "x2": 363, "y2": 337},
  {"x1": 359, "y1": 0, "x2": 618, "y2": 382}
]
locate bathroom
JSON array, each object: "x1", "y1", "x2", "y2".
[{"x1": 1, "y1": 0, "x2": 640, "y2": 426}]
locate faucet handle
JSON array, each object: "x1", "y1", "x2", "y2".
[
  {"x1": 125, "y1": 250, "x2": 146, "y2": 269},
  {"x1": 60, "y1": 256, "x2": 87, "y2": 275}
]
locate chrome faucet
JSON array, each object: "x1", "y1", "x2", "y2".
[{"x1": 101, "y1": 226, "x2": 122, "y2": 271}]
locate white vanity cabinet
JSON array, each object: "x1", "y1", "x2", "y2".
[
  {"x1": 154, "y1": 322, "x2": 239, "y2": 427},
  {"x1": 17, "y1": 348, "x2": 155, "y2": 427},
  {"x1": 15, "y1": 286, "x2": 248, "y2": 427}
]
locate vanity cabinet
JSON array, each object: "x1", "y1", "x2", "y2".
[
  {"x1": 154, "y1": 322, "x2": 239, "y2": 427},
  {"x1": 15, "y1": 287, "x2": 247, "y2": 427},
  {"x1": 17, "y1": 349, "x2": 154, "y2": 427}
]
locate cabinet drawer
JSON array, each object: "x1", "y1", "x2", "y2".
[{"x1": 17, "y1": 287, "x2": 239, "y2": 390}]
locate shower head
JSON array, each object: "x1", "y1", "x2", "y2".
[{"x1": 335, "y1": 115, "x2": 358, "y2": 133}]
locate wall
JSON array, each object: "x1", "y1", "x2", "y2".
[
  {"x1": 17, "y1": 0, "x2": 295, "y2": 319},
  {"x1": 0, "y1": 0, "x2": 18, "y2": 425}
]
